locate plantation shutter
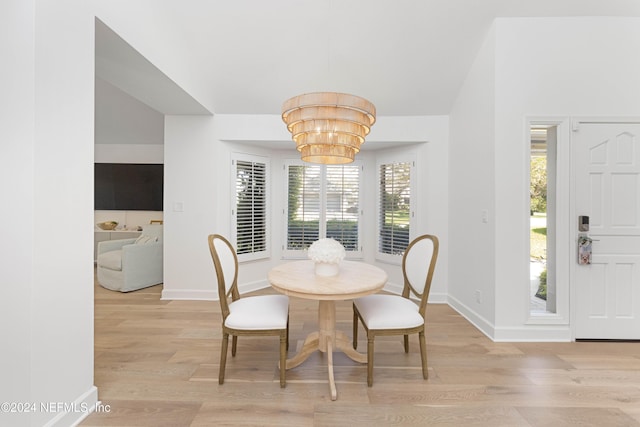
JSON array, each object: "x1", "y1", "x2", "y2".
[
  {"x1": 286, "y1": 164, "x2": 321, "y2": 250},
  {"x1": 326, "y1": 165, "x2": 360, "y2": 251},
  {"x1": 284, "y1": 162, "x2": 362, "y2": 257},
  {"x1": 378, "y1": 161, "x2": 411, "y2": 255},
  {"x1": 235, "y1": 159, "x2": 267, "y2": 257}
]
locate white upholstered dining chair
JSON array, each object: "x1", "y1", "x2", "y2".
[
  {"x1": 352, "y1": 234, "x2": 439, "y2": 386},
  {"x1": 208, "y1": 234, "x2": 289, "y2": 387}
]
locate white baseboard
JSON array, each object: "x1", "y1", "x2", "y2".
[
  {"x1": 162, "y1": 280, "x2": 450, "y2": 304},
  {"x1": 427, "y1": 292, "x2": 447, "y2": 304},
  {"x1": 447, "y1": 295, "x2": 572, "y2": 342},
  {"x1": 382, "y1": 281, "x2": 447, "y2": 304},
  {"x1": 161, "y1": 289, "x2": 218, "y2": 300},
  {"x1": 161, "y1": 279, "x2": 269, "y2": 301},
  {"x1": 158, "y1": 282, "x2": 572, "y2": 341},
  {"x1": 493, "y1": 325, "x2": 572, "y2": 342},
  {"x1": 447, "y1": 294, "x2": 496, "y2": 340},
  {"x1": 43, "y1": 385, "x2": 98, "y2": 427},
  {"x1": 239, "y1": 279, "x2": 271, "y2": 295},
  {"x1": 382, "y1": 281, "x2": 404, "y2": 295}
]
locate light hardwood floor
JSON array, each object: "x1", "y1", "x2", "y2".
[{"x1": 83, "y1": 280, "x2": 640, "y2": 426}]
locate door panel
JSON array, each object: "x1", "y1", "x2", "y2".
[{"x1": 574, "y1": 123, "x2": 640, "y2": 339}]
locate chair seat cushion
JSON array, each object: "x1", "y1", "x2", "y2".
[
  {"x1": 225, "y1": 295, "x2": 289, "y2": 330},
  {"x1": 97, "y1": 250, "x2": 122, "y2": 271},
  {"x1": 354, "y1": 294, "x2": 424, "y2": 330}
]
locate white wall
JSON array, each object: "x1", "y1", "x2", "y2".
[
  {"x1": 492, "y1": 17, "x2": 640, "y2": 340},
  {"x1": 1, "y1": 1, "x2": 35, "y2": 426},
  {"x1": 33, "y1": 1, "x2": 97, "y2": 423},
  {"x1": 95, "y1": 78, "x2": 165, "y2": 231},
  {"x1": 372, "y1": 116, "x2": 450, "y2": 302},
  {"x1": 162, "y1": 115, "x2": 219, "y2": 300},
  {"x1": 161, "y1": 113, "x2": 450, "y2": 303},
  {"x1": 93, "y1": 2, "x2": 214, "y2": 115},
  {"x1": 11, "y1": 11, "x2": 632, "y2": 426},
  {"x1": 95, "y1": 77, "x2": 164, "y2": 146},
  {"x1": 94, "y1": 76, "x2": 164, "y2": 168},
  {"x1": 1, "y1": 3, "x2": 447, "y2": 425},
  {"x1": 448, "y1": 25, "x2": 497, "y2": 333},
  {"x1": 0, "y1": 1, "x2": 98, "y2": 426},
  {"x1": 450, "y1": 17, "x2": 640, "y2": 341}
]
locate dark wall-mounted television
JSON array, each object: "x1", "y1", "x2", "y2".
[{"x1": 95, "y1": 163, "x2": 163, "y2": 211}]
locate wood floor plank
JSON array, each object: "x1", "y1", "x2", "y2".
[
  {"x1": 314, "y1": 404, "x2": 530, "y2": 427},
  {"x1": 83, "y1": 277, "x2": 640, "y2": 426},
  {"x1": 191, "y1": 400, "x2": 314, "y2": 427},
  {"x1": 516, "y1": 406, "x2": 640, "y2": 427},
  {"x1": 80, "y1": 400, "x2": 201, "y2": 426}
]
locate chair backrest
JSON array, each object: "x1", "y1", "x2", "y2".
[
  {"x1": 402, "y1": 234, "x2": 439, "y2": 315},
  {"x1": 208, "y1": 234, "x2": 239, "y2": 319},
  {"x1": 142, "y1": 224, "x2": 163, "y2": 243}
]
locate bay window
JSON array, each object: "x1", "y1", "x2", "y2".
[
  {"x1": 232, "y1": 154, "x2": 269, "y2": 262},
  {"x1": 377, "y1": 159, "x2": 414, "y2": 261},
  {"x1": 284, "y1": 161, "x2": 362, "y2": 258}
]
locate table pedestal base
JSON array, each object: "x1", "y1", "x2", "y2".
[{"x1": 284, "y1": 300, "x2": 366, "y2": 400}]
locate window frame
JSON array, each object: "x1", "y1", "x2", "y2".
[
  {"x1": 376, "y1": 155, "x2": 416, "y2": 264},
  {"x1": 231, "y1": 153, "x2": 270, "y2": 263},
  {"x1": 525, "y1": 118, "x2": 571, "y2": 325},
  {"x1": 282, "y1": 159, "x2": 364, "y2": 259}
]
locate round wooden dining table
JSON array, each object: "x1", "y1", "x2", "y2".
[{"x1": 268, "y1": 260, "x2": 387, "y2": 400}]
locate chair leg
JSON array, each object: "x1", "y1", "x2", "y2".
[
  {"x1": 279, "y1": 332, "x2": 287, "y2": 388},
  {"x1": 353, "y1": 309, "x2": 359, "y2": 350},
  {"x1": 404, "y1": 334, "x2": 409, "y2": 353},
  {"x1": 219, "y1": 332, "x2": 229, "y2": 385},
  {"x1": 231, "y1": 335, "x2": 238, "y2": 357},
  {"x1": 419, "y1": 330, "x2": 428, "y2": 379},
  {"x1": 367, "y1": 335, "x2": 374, "y2": 387},
  {"x1": 286, "y1": 318, "x2": 290, "y2": 351}
]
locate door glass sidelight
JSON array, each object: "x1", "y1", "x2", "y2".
[{"x1": 530, "y1": 125, "x2": 557, "y2": 314}]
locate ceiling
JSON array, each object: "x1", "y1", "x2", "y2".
[{"x1": 95, "y1": 0, "x2": 640, "y2": 118}]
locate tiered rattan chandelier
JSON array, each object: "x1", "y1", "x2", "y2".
[{"x1": 281, "y1": 92, "x2": 376, "y2": 164}]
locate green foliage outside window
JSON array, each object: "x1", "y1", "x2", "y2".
[
  {"x1": 530, "y1": 156, "x2": 547, "y2": 214},
  {"x1": 535, "y1": 269, "x2": 547, "y2": 300}
]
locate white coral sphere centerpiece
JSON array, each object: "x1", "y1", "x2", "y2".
[{"x1": 308, "y1": 238, "x2": 346, "y2": 277}]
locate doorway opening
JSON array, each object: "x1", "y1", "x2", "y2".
[{"x1": 529, "y1": 125, "x2": 557, "y2": 315}]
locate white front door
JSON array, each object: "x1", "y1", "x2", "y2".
[{"x1": 574, "y1": 122, "x2": 640, "y2": 339}]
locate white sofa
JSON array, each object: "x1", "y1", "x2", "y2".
[{"x1": 96, "y1": 224, "x2": 163, "y2": 292}]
